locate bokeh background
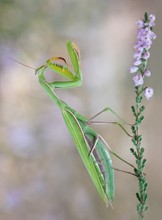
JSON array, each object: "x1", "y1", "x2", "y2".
[{"x1": 0, "y1": 0, "x2": 162, "y2": 219}]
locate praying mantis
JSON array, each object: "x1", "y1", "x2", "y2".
[
  {"x1": 35, "y1": 40, "x2": 114, "y2": 207},
  {"x1": 14, "y1": 40, "x2": 133, "y2": 207}
]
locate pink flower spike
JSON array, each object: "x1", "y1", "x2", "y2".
[
  {"x1": 133, "y1": 74, "x2": 144, "y2": 86},
  {"x1": 130, "y1": 66, "x2": 138, "y2": 73},
  {"x1": 145, "y1": 87, "x2": 154, "y2": 100},
  {"x1": 144, "y1": 69, "x2": 151, "y2": 77}
]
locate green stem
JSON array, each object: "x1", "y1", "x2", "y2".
[{"x1": 131, "y1": 87, "x2": 148, "y2": 219}]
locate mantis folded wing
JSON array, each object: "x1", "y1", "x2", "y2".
[{"x1": 35, "y1": 41, "x2": 115, "y2": 207}]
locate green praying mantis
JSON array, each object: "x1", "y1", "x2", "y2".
[
  {"x1": 14, "y1": 40, "x2": 134, "y2": 207},
  {"x1": 36, "y1": 41, "x2": 114, "y2": 207}
]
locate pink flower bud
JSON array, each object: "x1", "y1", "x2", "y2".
[
  {"x1": 149, "y1": 14, "x2": 156, "y2": 22},
  {"x1": 144, "y1": 69, "x2": 151, "y2": 77},
  {"x1": 144, "y1": 87, "x2": 154, "y2": 100},
  {"x1": 136, "y1": 20, "x2": 144, "y2": 28},
  {"x1": 130, "y1": 66, "x2": 138, "y2": 73}
]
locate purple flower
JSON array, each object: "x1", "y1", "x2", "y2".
[
  {"x1": 144, "y1": 69, "x2": 151, "y2": 77},
  {"x1": 149, "y1": 14, "x2": 156, "y2": 22},
  {"x1": 144, "y1": 87, "x2": 154, "y2": 99},
  {"x1": 133, "y1": 74, "x2": 144, "y2": 86},
  {"x1": 149, "y1": 14, "x2": 156, "y2": 27},
  {"x1": 150, "y1": 32, "x2": 156, "y2": 40},
  {"x1": 133, "y1": 49, "x2": 142, "y2": 60},
  {"x1": 134, "y1": 59, "x2": 142, "y2": 66},
  {"x1": 130, "y1": 66, "x2": 138, "y2": 73},
  {"x1": 143, "y1": 51, "x2": 150, "y2": 60},
  {"x1": 136, "y1": 20, "x2": 144, "y2": 28}
]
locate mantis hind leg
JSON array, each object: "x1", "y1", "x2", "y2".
[
  {"x1": 87, "y1": 107, "x2": 133, "y2": 138},
  {"x1": 88, "y1": 107, "x2": 132, "y2": 125}
]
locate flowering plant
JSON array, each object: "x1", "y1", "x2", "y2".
[{"x1": 129, "y1": 12, "x2": 156, "y2": 219}]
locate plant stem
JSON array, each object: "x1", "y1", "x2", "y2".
[{"x1": 131, "y1": 87, "x2": 148, "y2": 219}]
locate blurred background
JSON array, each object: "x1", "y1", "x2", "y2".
[{"x1": 0, "y1": 0, "x2": 162, "y2": 219}]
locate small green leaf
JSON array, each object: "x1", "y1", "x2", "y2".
[
  {"x1": 142, "y1": 159, "x2": 147, "y2": 169},
  {"x1": 140, "y1": 106, "x2": 145, "y2": 113},
  {"x1": 144, "y1": 194, "x2": 148, "y2": 202},
  {"x1": 131, "y1": 106, "x2": 136, "y2": 116},
  {"x1": 144, "y1": 182, "x2": 148, "y2": 191},
  {"x1": 130, "y1": 148, "x2": 138, "y2": 158},
  {"x1": 136, "y1": 193, "x2": 142, "y2": 203},
  {"x1": 140, "y1": 148, "x2": 144, "y2": 156},
  {"x1": 144, "y1": 12, "x2": 149, "y2": 22}
]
